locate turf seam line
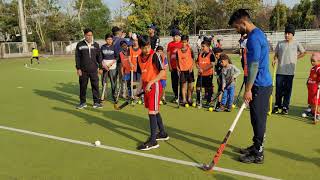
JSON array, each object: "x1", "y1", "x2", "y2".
[
  {"x1": 24, "y1": 64, "x2": 74, "y2": 73},
  {"x1": 0, "y1": 125, "x2": 281, "y2": 180}
]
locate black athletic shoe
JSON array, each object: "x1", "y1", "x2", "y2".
[
  {"x1": 76, "y1": 103, "x2": 87, "y2": 109},
  {"x1": 171, "y1": 97, "x2": 178, "y2": 103},
  {"x1": 272, "y1": 107, "x2": 281, "y2": 114},
  {"x1": 239, "y1": 145, "x2": 255, "y2": 155},
  {"x1": 162, "y1": 98, "x2": 167, "y2": 105},
  {"x1": 282, "y1": 107, "x2": 289, "y2": 115},
  {"x1": 225, "y1": 108, "x2": 232, "y2": 112},
  {"x1": 239, "y1": 152, "x2": 264, "y2": 164},
  {"x1": 137, "y1": 140, "x2": 159, "y2": 151},
  {"x1": 156, "y1": 133, "x2": 170, "y2": 141},
  {"x1": 93, "y1": 103, "x2": 103, "y2": 109}
]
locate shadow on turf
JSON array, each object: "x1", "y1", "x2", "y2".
[
  {"x1": 35, "y1": 82, "x2": 244, "y2": 163},
  {"x1": 268, "y1": 148, "x2": 320, "y2": 167},
  {"x1": 101, "y1": 110, "x2": 241, "y2": 161},
  {"x1": 270, "y1": 105, "x2": 315, "y2": 124},
  {"x1": 53, "y1": 107, "x2": 149, "y2": 143}
]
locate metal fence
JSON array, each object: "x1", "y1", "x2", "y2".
[
  {"x1": 198, "y1": 29, "x2": 320, "y2": 51},
  {"x1": 0, "y1": 42, "x2": 36, "y2": 58},
  {"x1": 51, "y1": 41, "x2": 78, "y2": 55}
]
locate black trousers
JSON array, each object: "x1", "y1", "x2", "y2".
[
  {"x1": 249, "y1": 85, "x2": 272, "y2": 155},
  {"x1": 275, "y1": 74, "x2": 294, "y2": 109},
  {"x1": 79, "y1": 71, "x2": 100, "y2": 104},
  {"x1": 171, "y1": 70, "x2": 179, "y2": 98}
]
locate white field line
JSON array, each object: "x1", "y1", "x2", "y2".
[
  {"x1": 0, "y1": 125, "x2": 281, "y2": 180},
  {"x1": 24, "y1": 64, "x2": 74, "y2": 73}
]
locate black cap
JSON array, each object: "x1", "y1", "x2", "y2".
[
  {"x1": 170, "y1": 29, "x2": 181, "y2": 37},
  {"x1": 285, "y1": 24, "x2": 295, "y2": 36}
]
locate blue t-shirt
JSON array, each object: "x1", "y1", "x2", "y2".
[{"x1": 247, "y1": 28, "x2": 272, "y2": 87}]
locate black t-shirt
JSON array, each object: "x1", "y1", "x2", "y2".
[
  {"x1": 101, "y1": 44, "x2": 116, "y2": 60},
  {"x1": 215, "y1": 57, "x2": 223, "y2": 75},
  {"x1": 150, "y1": 35, "x2": 160, "y2": 50}
]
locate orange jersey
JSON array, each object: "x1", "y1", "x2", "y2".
[
  {"x1": 138, "y1": 52, "x2": 159, "y2": 83},
  {"x1": 177, "y1": 47, "x2": 193, "y2": 71},
  {"x1": 130, "y1": 47, "x2": 141, "y2": 72},
  {"x1": 157, "y1": 52, "x2": 167, "y2": 80},
  {"x1": 198, "y1": 52, "x2": 213, "y2": 76},
  {"x1": 120, "y1": 51, "x2": 131, "y2": 74}
]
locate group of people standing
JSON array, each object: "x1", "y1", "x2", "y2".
[{"x1": 73, "y1": 8, "x2": 318, "y2": 164}]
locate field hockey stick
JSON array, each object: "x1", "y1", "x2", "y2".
[
  {"x1": 314, "y1": 85, "x2": 320, "y2": 124},
  {"x1": 131, "y1": 70, "x2": 134, "y2": 99},
  {"x1": 234, "y1": 80, "x2": 245, "y2": 107},
  {"x1": 268, "y1": 64, "x2": 277, "y2": 115},
  {"x1": 202, "y1": 103, "x2": 246, "y2": 171},
  {"x1": 114, "y1": 90, "x2": 145, "y2": 110},
  {"x1": 199, "y1": 75, "x2": 203, "y2": 109},
  {"x1": 212, "y1": 81, "x2": 232, "y2": 108},
  {"x1": 101, "y1": 71, "x2": 108, "y2": 101},
  {"x1": 177, "y1": 71, "x2": 181, "y2": 108}
]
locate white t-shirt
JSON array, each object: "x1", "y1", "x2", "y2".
[{"x1": 102, "y1": 59, "x2": 117, "y2": 70}]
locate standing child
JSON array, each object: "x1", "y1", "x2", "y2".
[
  {"x1": 156, "y1": 46, "x2": 168, "y2": 105},
  {"x1": 119, "y1": 41, "x2": 130, "y2": 99},
  {"x1": 213, "y1": 47, "x2": 223, "y2": 109},
  {"x1": 31, "y1": 47, "x2": 40, "y2": 64},
  {"x1": 176, "y1": 35, "x2": 194, "y2": 106},
  {"x1": 137, "y1": 35, "x2": 169, "y2": 150},
  {"x1": 167, "y1": 29, "x2": 182, "y2": 102},
  {"x1": 216, "y1": 54, "x2": 240, "y2": 112},
  {"x1": 307, "y1": 52, "x2": 320, "y2": 120},
  {"x1": 196, "y1": 41, "x2": 215, "y2": 107},
  {"x1": 101, "y1": 34, "x2": 118, "y2": 103},
  {"x1": 129, "y1": 35, "x2": 142, "y2": 101}
]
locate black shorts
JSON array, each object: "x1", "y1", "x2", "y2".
[
  {"x1": 180, "y1": 71, "x2": 194, "y2": 83},
  {"x1": 196, "y1": 75, "x2": 213, "y2": 88}
]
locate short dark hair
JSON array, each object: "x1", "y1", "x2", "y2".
[
  {"x1": 112, "y1": 26, "x2": 121, "y2": 35},
  {"x1": 105, "y1": 33, "x2": 113, "y2": 39},
  {"x1": 156, "y1": 46, "x2": 164, "y2": 51},
  {"x1": 181, "y1": 35, "x2": 189, "y2": 41},
  {"x1": 138, "y1": 35, "x2": 151, "y2": 47},
  {"x1": 201, "y1": 40, "x2": 211, "y2": 47},
  {"x1": 83, "y1": 28, "x2": 93, "y2": 34},
  {"x1": 213, "y1": 47, "x2": 223, "y2": 53},
  {"x1": 228, "y1": 9, "x2": 251, "y2": 26},
  {"x1": 120, "y1": 40, "x2": 127, "y2": 46},
  {"x1": 220, "y1": 53, "x2": 232, "y2": 64}
]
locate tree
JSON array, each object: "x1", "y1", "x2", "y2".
[
  {"x1": 269, "y1": 2, "x2": 289, "y2": 31},
  {"x1": 221, "y1": 0, "x2": 262, "y2": 18},
  {"x1": 74, "y1": 0, "x2": 111, "y2": 39},
  {"x1": 312, "y1": 0, "x2": 320, "y2": 28},
  {"x1": 288, "y1": 0, "x2": 315, "y2": 29},
  {"x1": 193, "y1": 0, "x2": 224, "y2": 31}
]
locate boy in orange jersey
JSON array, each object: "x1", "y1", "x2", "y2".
[
  {"x1": 196, "y1": 40, "x2": 216, "y2": 108},
  {"x1": 176, "y1": 35, "x2": 195, "y2": 106},
  {"x1": 137, "y1": 35, "x2": 169, "y2": 151},
  {"x1": 129, "y1": 35, "x2": 142, "y2": 100}
]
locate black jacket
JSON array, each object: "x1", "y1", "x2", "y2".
[{"x1": 75, "y1": 40, "x2": 102, "y2": 72}]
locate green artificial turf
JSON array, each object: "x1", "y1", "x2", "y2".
[{"x1": 0, "y1": 54, "x2": 319, "y2": 180}]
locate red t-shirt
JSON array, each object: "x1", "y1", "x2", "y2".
[
  {"x1": 167, "y1": 41, "x2": 182, "y2": 69},
  {"x1": 308, "y1": 65, "x2": 320, "y2": 86}
]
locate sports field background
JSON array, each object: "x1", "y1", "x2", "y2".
[{"x1": 0, "y1": 54, "x2": 319, "y2": 180}]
